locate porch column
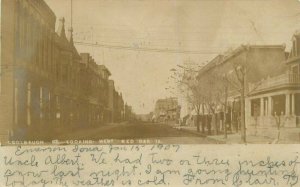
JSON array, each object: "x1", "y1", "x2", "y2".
[
  {"x1": 260, "y1": 97, "x2": 264, "y2": 116},
  {"x1": 245, "y1": 98, "x2": 251, "y2": 128},
  {"x1": 285, "y1": 94, "x2": 290, "y2": 116},
  {"x1": 291, "y1": 94, "x2": 295, "y2": 116},
  {"x1": 268, "y1": 96, "x2": 273, "y2": 116},
  {"x1": 264, "y1": 99, "x2": 268, "y2": 116}
]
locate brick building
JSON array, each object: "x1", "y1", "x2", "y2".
[
  {"x1": 113, "y1": 91, "x2": 124, "y2": 122},
  {"x1": 245, "y1": 34, "x2": 300, "y2": 139},
  {"x1": 98, "y1": 65, "x2": 111, "y2": 123},
  {"x1": 108, "y1": 80, "x2": 115, "y2": 122},
  {"x1": 79, "y1": 53, "x2": 112, "y2": 127},
  {"x1": 53, "y1": 18, "x2": 81, "y2": 131},
  {"x1": 1, "y1": 0, "x2": 56, "y2": 140},
  {"x1": 0, "y1": 0, "x2": 126, "y2": 141},
  {"x1": 154, "y1": 97, "x2": 180, "y2": 124},
  {"x1": 107, "y1": 80, "x2": 125, "y2": 123},
  {"x1": 124, "y1": 104, "x2": 133, "y2": 121},
  {"x1": 196, "y1": 43, "x2": 300, "y2": 139}
]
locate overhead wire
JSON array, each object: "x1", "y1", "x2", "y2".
[{"x1": 74, "y1": 41, "x2": 219, "y2": 54}]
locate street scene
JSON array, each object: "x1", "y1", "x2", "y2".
[
  {"x1": 56, "y1": 121, "x2": 218, "y2": 144},
  {"x1": 0, "y1": 0, "x2": 300, "y2": 144}
]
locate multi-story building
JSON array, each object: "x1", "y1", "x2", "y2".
[
  {"x1": 114, "y1": 92, "x2": 124, "y2": 122},
  {"x1": 79, "y1": 53, "x2": 108, "y2": 127},
  {"x1": 245, "y1": 33, "x2": 300, "y2": 139},
  {"x1": 196, "y1": 42, "x2": 300, "y2": 139},
  {"x1": 0, "y1": 0, "x2": 124, "y2": 141},
  {"x1": 154, "y1": 97, "x2": 181, "y2": 123},
  {"x1": 107, "y1": 80, "x2": 125, "y2": 123},
  {"x1": 53, "y1": 18, "x2": 81, "y2": 131},
  {"x1": 125, "y1": 104, "x2": 133, "y2": 121},
  {"x1": 1, "y1": 0, "x2": 56, "y2": 140},
  {"x1": 98, "y1": 65, "x2": 111, "y2": 123},
  {"x1": 108, "y1": 80, "x2": 115, "y2": 122}
]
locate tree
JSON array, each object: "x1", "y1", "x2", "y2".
[
  {"x1": 227, "y1": 45, "x2": 262, "y2": 143},
  {"x1": 214, "y1": 74, "x2": 230, "y2": 139},
  {"x1": 180, "y1": 78, "x2": 205, "y2": 132},
  {"x1": 172, "y1": 65, "x2": 206, "y2": 133},
  {"x1": 222, "y1": 57, "x2": 248, "y2": 143},
  {"x1": 200, "y1": 74, "x2": 218, "y2": 135}
]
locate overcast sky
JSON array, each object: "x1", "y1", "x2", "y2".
[{"x1": 45, "y1": 0, "x2": 300, "y2": 114}]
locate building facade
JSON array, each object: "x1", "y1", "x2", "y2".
[
  {"x1": 53, "y1": 18, "x2": 81, "y2": 132},
  {"x1": 154, "y1": 97, "x2": 181, "y2": 124},
  {"x1": 114, "y1": 91, "x2": 124, "y2": 122},
  {"x1": 107, "y1": 80, "x2": 125, "y2": 123},
  {"x1": 124, "y1": 104, "x2": 133, "y2": 121},
  {"x1": 245, "y1": 34, "x2": 300, "y2": 139},
  {"x1": 108, "y1": 80, "x2": 115, "y2": 122},
  {"x1": 0, "y1": 0, "x2": 127, "y2": 141},
  {"x1": 78, "y1": 53, "x2": 111, "y2": 127},
  {"x1": 1, "y1": 0, "x2": 56, "y2": 140},
  {"x1": 196, "y1": 43, "x2": 300, "y2": 138}
]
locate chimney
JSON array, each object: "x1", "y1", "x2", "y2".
[
  {"x1": 67, "y1": 27, "x2": 74, "y2": 45},
  {"x1": 56, "y1": 17, "x2": 67, "y2": 39}
]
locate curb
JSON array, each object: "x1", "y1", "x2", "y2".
[
  {"x1": 175, "y1": 127, "x2": 207, "y2": 138},
  {"x1": 206, "y1": 137, "x2": 227, "y2": 144}
]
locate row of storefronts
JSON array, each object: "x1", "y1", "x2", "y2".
[{"x1": 0, "y1": 0, "x2": 127, "y2": 141}]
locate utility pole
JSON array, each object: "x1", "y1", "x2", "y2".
[
  {"x1": 70, "y1": 0, "x2": 73, "y2": 28},
  {"x1": 240, "y1": 71, "x2": 246, "y2": 143}
]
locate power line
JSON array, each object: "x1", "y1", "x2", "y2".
[
  {"x1": 70, "y1": 0, "x2": 73, "y2": 28},
  {"x1": 74, "y1": 41, "x2": 219, "y2": 54}
]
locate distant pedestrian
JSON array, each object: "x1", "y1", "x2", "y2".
[
  {"x1": 201, "y1": 115, "x2": 206, "y2": 133},
  {"x1": 207, "y1": 114, "x2": 212, "y2": 135}
]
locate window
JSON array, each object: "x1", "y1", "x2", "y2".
[
  {"x1": 27, "y1": 82, "x2": 31, "y2": 126},
  {"x1": 292, "y1": 65, "x2": 299, "y2": 74},
  {"x1": 251, "y1": 99, "x2": 260, "y2": 117},
  {"x1": 293, "y1": 40, "x2": 297, "y2": 57},
  {"x1": 62, "y1": 65, "x2": 68, "y2": 82},
  {"x1": 14, "y1": 79, "x2": 18, "y2": 125},
  {"x1": 291, "y1": 65, "x2": 300, "y2": 83},
  {"x1": 40, "y1": 87, "x2": 43, "y2": 119},
  {"x1": 56, "y1": 95, "x2": 60, "y2": 109}
]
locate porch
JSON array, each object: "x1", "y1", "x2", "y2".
[{"x1": 246, "y1": 92, "x2": 300, "y2": 128}]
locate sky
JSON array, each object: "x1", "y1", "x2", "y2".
[{"x1": 45, "y1": 0, "x2": 300, "y2": 114}]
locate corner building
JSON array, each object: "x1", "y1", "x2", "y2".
[
  {"x1": 0, "y1": 0, "x2": 117, "y2": 141},
  {"x1": 1, "y1": 0, "x2": 56, "y2": 141}
]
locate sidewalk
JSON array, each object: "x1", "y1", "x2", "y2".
[
  {"x1": 173, "y1": 126, "x2": 207, "y2": 137},
  {"x1": 207, "y1": 134, "x2": 274, "y2": 144},
  {"x1": 106, "y1": 121, "x2": 129, "y2": 126},
  {"x1": 174, "y1": 125, "x2": 300, "y2": 144}
]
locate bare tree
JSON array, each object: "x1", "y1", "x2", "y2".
[
  {"x1": 200, "y1": 75, "x2": 218, "y2": 135},
  {"x1": 213, "y1": 74, "x2": 230, "y2": 139},
  {"x1": 227, "y1": 45, "x2": 262, "y2": 143},
  {"x1": 180, "y1": 78, "x2": 205, "y2": 132}
]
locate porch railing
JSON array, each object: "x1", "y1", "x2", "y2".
[
  {"x1": 249, "y1": 73, "x2": 300, "y2": 92},
  {"x1": 289, "y1": 73, "x2": 300, "y2": 83}
]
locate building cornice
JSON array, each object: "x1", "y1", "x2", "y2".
[
  {"x1": 26, "y1": 0, "x2": 56, "y2": 26},
  {"x1": 197, "y1": 44, "x2": 286, "y2": 80}
]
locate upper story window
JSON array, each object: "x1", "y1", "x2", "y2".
[
  {"x1": 293, "y1": 39, "x2": 297, "y2": 57},
  {"x1": 292, "y1": 65, "x2": 299, "y2": 74}
]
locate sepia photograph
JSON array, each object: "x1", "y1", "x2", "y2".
[
  {"x1": 1, "y1": 0, "x2": 300, "y2": 144},
  {"x1": 2, "y1": 1, "x2": 300, "y2": 186}
]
